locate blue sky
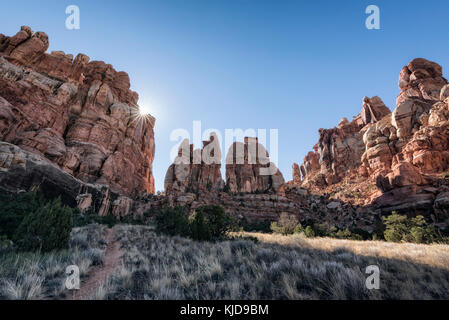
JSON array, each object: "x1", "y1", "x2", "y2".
[{"x1": 2, "y1": 0, "x2": 449, "y2": 192}]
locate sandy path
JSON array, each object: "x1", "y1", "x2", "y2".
[{"x1": 68, "y1": 228, "x2": 122, "y2": 300}]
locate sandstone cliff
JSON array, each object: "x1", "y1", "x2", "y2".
[
  {"x1": 0, "y1": 26, "x2": 155, "y2": 198},
  {"x1": 296, "y1": 58, "x2": 449, "y2": 225}
]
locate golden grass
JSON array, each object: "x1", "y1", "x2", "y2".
[
  {"x1": 3, "y1": 225, "x2": 449, "y2": 300},
  {"x1": 100, "y1": 225, "x2": 449, "y2": 300},
  {"x1": 237, "y1": 232, "x2": 449, "y2": 271}
]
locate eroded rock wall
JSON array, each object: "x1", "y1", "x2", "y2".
[
  {"x1": 296, "y1": 58, "x2": 449, "y2": 225},
  {"x1": 0, "y1": 26, "x2": 155, "y2": 198}
]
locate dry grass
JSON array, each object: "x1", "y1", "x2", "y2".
[
  {"x1": 243, "y1": 232, "x2": 449, "y2": 271},
  {"x1": 99, "y1": 225, "x2": 449, "y2": 300},
  {"x1": 0, "y1": 224, "x2": 108, "y2": 300},
  {"x1": 2, "y1": 224, "x2": 449, "y2": 300}
]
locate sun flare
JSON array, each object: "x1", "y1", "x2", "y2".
[
  {"x1": 129, "y1": 103, "x2": 155, "y2": 127},
  {"x1": 138, "y1": 104, "x2": 152, "y2": 116}
]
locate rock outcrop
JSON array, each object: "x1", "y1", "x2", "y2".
[
  {"x1": 299, "y1": 96, "x2": 391, "y2": 188},
  {"x1": 296, "y1": 58, "x2": 449, "y2": 226},
  {"x1": 164, "y1": 133, "x2": 224, "y2": 194},
  {"x1": 164, "y1": 135, "x2": 284, "y2": 196},
  {"x1": 0, "y1": 26, "x2": 155, "y2": 198},
  {"x1": 0, "y1": 141, "x2": 136, "y2": 217},
  {"x1": 225, "y1": 137, "x2": 285, "y2": 193}
]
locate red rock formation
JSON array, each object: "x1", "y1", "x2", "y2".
[
  {"x1": 397, "y1": 58, "x2": 447, "y2": 105},
  {"x1": 164, "y1": 133, "x2": 224, "y2": 194},
  {"x1": 0, "y1": 141, "x2": 137, "y2": 218},
  {"x1": 300, "y1": 96, "x2": 391, "y2": 188},
  {"x1": 225, "y1": 137, "x2": 285, "y2": 193},
  {"x1": 165, "y1": 135, "x2": 285, "y2": 196},
  {"x1": 297, "y1": 58, "x2": 449, "y2": 224},
  {"x1": 292, "y1": 163, "x2": 301, "y2": 184},
  {"x1": 0, "y1": 26, "x2": 155, "y2": 197}
]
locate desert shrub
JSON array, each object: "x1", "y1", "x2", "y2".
[
  {"x1": 73, "y1": 209, "x2": 118, "y2": 228},
  {"x1": 383, "y1": 212, "x2": 437, "y2": 244},
  {"x1": 13, "y1": 197, "x2": 73, "y2": 252},
  {"x1": 154, "y1": 206, "x2": 191, "y2": 237},
  {"x1": 239, "y1": 218, "x2": 271, "y2": 233},
  {"x1": 406, "y1": 215, "x2": 437, "y2": 243},
  {"x1": 154, "y1": 205, "x2": 235, "y2": 241},
  {"x1": 293, "y1": 224, "x2": 304, "y2": 234},
  {"x1": 304, "y1": 226, "x2": 315, "y2": 238},
  {"x1": 383, "y1": 213, "x2": 409, "y2": 242},
  {"x1": 0, "y1": 191, "x2": 46, "y2": 239},
  {"x1": 335, "y1": 228, "x2": 363, "y2": 240},
  {"x1": 270, "y1": 213, "x2": 301, "y2": 235},
  {"x1": 313, "y1": 223, "x2": 332, "y2": 237},
  {"x1": 190, "y1": 210, "x2": 212, "y2": 241},
  {"x1": 191, "y1": 205, "x2": 235, "y2": 241}
]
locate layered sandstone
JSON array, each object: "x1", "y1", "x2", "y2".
[
  {"x1": 298, "y1": 96, "x2": 391, "y2": 188},
  {"x1": 0, "y1": 26, "x2": 155, "y2": 198},
  {"x1": 165, "y1": 135, "x2": 284, "y2": 196},
  {"x1": 0, "y1": 141, "x2": 136, "y2": 217},
  {"x1": 296, "y1": 58, "x2": 449, "y2": 225},
  {"x1": 225, "y1": 137, "x2": 285, "y2": 193},
  {"x1": 164, "y1": 133, "x2": 224, "y2": 194}
]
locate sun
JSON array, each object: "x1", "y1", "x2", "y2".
[
  {"x1": 129, "y1": 103, "x2": 155, "y2": 127},
  {"x1": 138, "y1": 103, "x2": 153, "y2": 116}
]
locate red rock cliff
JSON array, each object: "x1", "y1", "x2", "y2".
[
  {"x1": 0, "y1": 26, "x2": 155, "y2": 197},
  {"x1": 295, "y1": 58, "x2": 449, "y2": 220}
]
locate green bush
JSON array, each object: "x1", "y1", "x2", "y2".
[
  {"x1": 191, "y1": 205, "x2": 236, "y2": 241},
  {"x1": 190, "y1": 210, "x2": 212, "y2": 241},
  {"x1": 270, "y1": 213, "x2": 301, "y2": 235},
  {"x1": 154, "y1": 205, "x2": 235, "y2": 241},
  {"x1": 383, "y1": 212, "x2": 437, "y2": 244},
  {"x1": 335, "y1": 228, "x2": 363, "y2": 240},
  {"x1": 0, "y1": 191, "x2": 45, "y2": 239},
  {"x1": 293, "y1": 224, "x2": 304, "y2": 234},
  {"x1": 154, "y1": 206, "x2": 191, "y2": 237},
  {"x1": 407, "y1": 216, "x2": 437, "y2": 243},
  {"x1": 13, "y1": 197, "x2": 73, "y2": 252},
  {"x1": 304, "y1": 226, "x2": 316, "y2": 238},
  {"x1": 239, "y1": 218, "x2": 271, "y2": 233}
]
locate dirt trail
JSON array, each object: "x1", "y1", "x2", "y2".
[{"x1": 69, "y1": 228, "x2": 122, "y2": 300}]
